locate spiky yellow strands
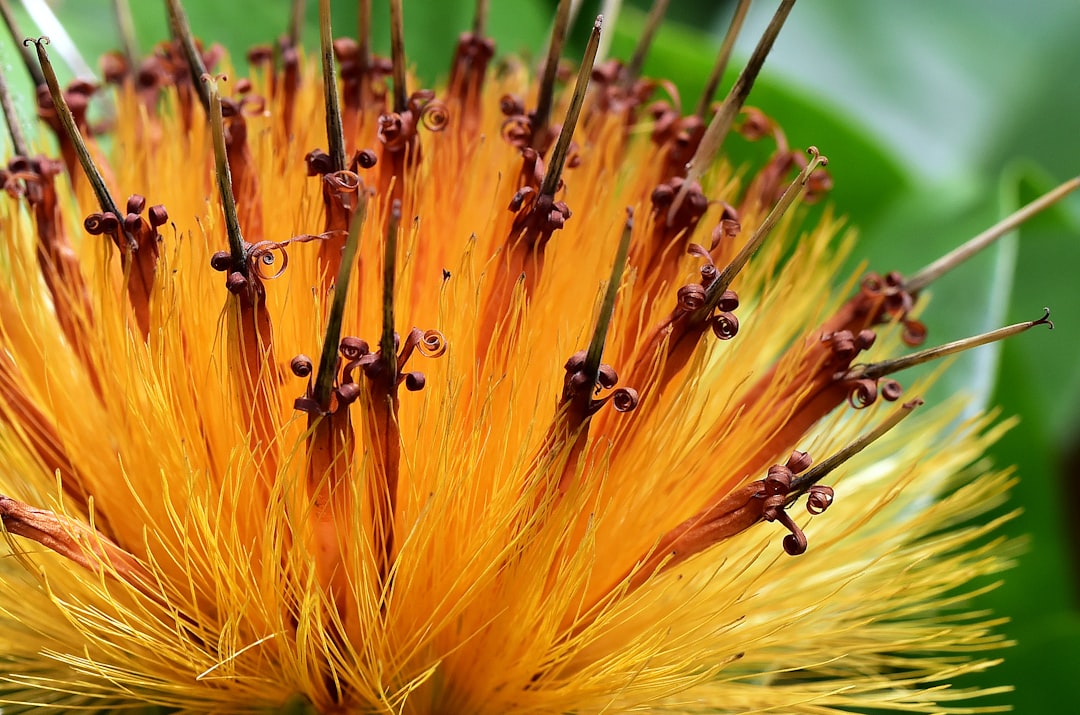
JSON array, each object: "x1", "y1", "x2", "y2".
[{"x1": 0, "y1": 1, "x2": 1074, "y2": 713}]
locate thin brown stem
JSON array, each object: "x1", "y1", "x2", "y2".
[
  {"x1": 622, "y1": 0, "x2": 670, "y2": 89},
  {"x1": 388, "y1": 0, "x2": 408, "y2": 112},
  {"x1": 318, "y1": 0, "x2": 346, "y2": 173},
  {"x1": 670, "y1": 0, "x2": 797, "y2": 224},
  {"x1": 539, "y1": 16, "x2": 602, "y2": 198},
  {"x1": 29, "y1": 38, "x2": 120, "y2": 217},
  {"x1": 532, "y1": 0, "x2": 572, "y2": 150},
  {"x1": 695, "y1": 0, "x2": 752, "y2": 118},
  {"x1": 0, "y1": 0, "x2": 45, "y2": 86},
  {"x1": 840, "y1": 309, "x2": 1054, "y2": 383},
  {"x1": 905, "y1": 177, "x2": 1080, "y2": 293}
]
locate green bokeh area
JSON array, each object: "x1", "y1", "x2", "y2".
[{"x1": 3, "y1": 1, "x2": 1077, "y2": 713}]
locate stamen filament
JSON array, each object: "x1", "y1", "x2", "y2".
[
  {"x1": 313, "y1": 203, "x2": 367, "y2": 409},
  {"x1": 841, "y1": 309, "x2": 1054, "y2": 383},
  {"x1": 204, "y1": 75, "x2": 247, "y2": 272},
  {"x1": 699, "y1": 147, "x2": 827, "y2": 314},
  {"x1": 29, "y1": 38, "x2": 120, "y2": 218},
  {"x1": 318, "y1": 0, "x2": 346, "y2": 173},
  {"x1": 621, "y1": 0, "x2": 670, "y2": 89},
  {"x1": 165, "y1": 0, "x2": 211, "y2": 112},
  {"x1": 695, "y1": 0, "x2": 752, "y2": 119},
  {"x1": 0, "y1": 0, "x2": 45, "y2": 86},
  {"x1": 905, "y1": 177, "x2": 1080, "y2": 293},
  {"x1": 380, "y1": 201, "x2": 402, "y2": 366},
  {"x1": 532, "y1": 0, "x2": 573, "y2": 150},
  {"x1": 539, "y1": 15, "x2": 602, "y2": 199},
  {"x1": 388, "y1": 0, "x2": 408, "y2": 113},
  {"x1": 582, "y1": 212, "x2": 634, "y2": 386},
  {"x1": 669, "y1": 0, "x2": 797, "y2": 224},
  {"x1": 789, "y1": 399, "x2": 922, "y2": 497}
]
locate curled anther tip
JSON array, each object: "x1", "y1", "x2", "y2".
[
  {"x1": 24, "y1": 36, "x2": 49, "y2": 48},
  {"x1": 902, "y1": 398, "x2": 924, "y2": 410},
  {"x1": 290, "y1": 355, "x2": 313, "y2": 377},
  {"x1": 611, "y1": 387, "x2": 639, "y2": 412},
  {"x1": 1035, "y1": 307, "x2": 1054, "y2": 329}
]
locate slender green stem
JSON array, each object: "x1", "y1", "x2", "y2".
[
  {"x1": 30, "y1": 38, "x2": 120, "y2": 217},
  {"x1": 318, "y1": 0, "x2": 346, "y2": 172},
  {"x1": 539, "y1": 16, "x2": 602, "y2": 198},
  {"x1": 582, "y1": 213, "x2": 633, "y2": 384},
  {"x1": 380, "y1": 201, "x2": 402, "y2": 370},
  {"x1": 313, "y1": 201, "x2": 368, "y2": 408},
  {"x1": 789, "y1": 399, "x2": 921, "y2": 497},
  {"x1": 165, "y1": 0, "x2": 211, "y2": 112},
  {"x1": 842, "y1": 310, "x2": 1054, "y2": 383},
  {"x1": 204, "y1": 76, "x2": 246, "y2": 271}
]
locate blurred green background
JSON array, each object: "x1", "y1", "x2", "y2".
[{"x1": 3, "y1": 0, "x2": 1077, "y2": 712}]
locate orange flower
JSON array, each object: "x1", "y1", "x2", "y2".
[{"x1": 0, "y1": 1, "x2": 1072, "y2": 712}]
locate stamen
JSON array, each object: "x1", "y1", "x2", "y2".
[
  {"x1": 694, "y1": 0, "x2": 752, "y2": 119},
  {"x1": 312, "y1": 203, "x2": 368, "y2": 410},
  {"x1": 388, "y1": 0, "x2": 408, "y2": 113},
  {"x1": 29, "y1": 38, "x2": 121, "y2": 219},
  {"x1": 204, "y1": 75, "x2": 247, "y2": 273},
  {"x1": 547, "y1": 213, "x2": 638, "y2": 497},
  {"x1": 698, "y1": 147, "x2": 827, "y2": 314},
  {"x1": 372, "y1": 199, "x2": 403, "y2": 583},
  {"x1": 318, "y1": 0, "x2": 346, "y2": 173},
  {"x1": 0, "y1": 0, "x2": 45, "y2": 86},
  {"x1": 621, "y1": 0, "x2": 670, "y2": 90},
  {"x1": 0, "y1": 57, "x2": 30, "y2": 157},
  {"x1": 839, "y1": 309, "x2": 1054, "y2": 383},
  {"x1": 627, "y1": 149, "x2": 827, "y2": 393},
  {"x1": 669, "y1": 0, "x2": 797, "y2": 224},
  {"x1": 905, "y1": 177, "x2": 1080, "y2": 293},
  {"x1": 112, "y1": 0, "x2": 139, "y2": 68},
  {"x1": 538, "y1": 15, "x2": 602, "y2": 200},
  {"x1": 165, "y1": 0, "x2": 211, "y2": 112},
  {"x1": 380, "y1": 202, "x2": 402, "y2": 369},
  {"x1": 581, "y1": 212, "x2": 634, "y2": 391},
  {"x1": 0, "y1": 494, "x2": 154, "y2": 599},
  {"x1": 617, "y1": 399, "x2": 921, "y2": 599},
  {"x1": 531, "y1": 0, "x2": 573, "y2": 151},
  {"x1": 788, "y1": 398, "x2": 922, "y2": 497}
]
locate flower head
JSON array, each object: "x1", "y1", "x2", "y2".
[{"x1": 0, "y1": 1, "x2": 1072, "y2": 712}]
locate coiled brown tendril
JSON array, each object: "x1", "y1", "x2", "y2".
[
  {"x1": 210, "y1": 232, "x2": 339, "y2": 293},
  {"x1": 418, "y1": 99, "x2": 450, "y2": 132},
  {"x1": 710, "y1": 203, "x2": 741, "y2": 251},
  {"x1": 860, "y1": 270, "x2": 926, "y2": 346},
  {"x1": 846, "y1": 376, "x2": 904, "y2": 410},
  {"x1": 2, "y1": 157, "x2": 63, "y2": 199},
  {"x1": 354, "y1": 328, "x2": 448, "y2": 392},
  {"x1": 711, "y1": 312, "x2": 739, "y2": 340},
  {"x1": 501, "y1": 115, "x2": 533, "y2": 148},
  {"x1": 672, "y1": 245, "x2": 742, "y2": 339},
  {"x1": 675, "y1": 283, "x2": 706, "y2": 311},
  {"x1": 758, "y1": 450, "x2": 831, "y2": 556},
  {"x1": 824, "y1": 329, "x2": 876, "y2": 363},
  {"x1": 83, "y1": 212, "x2": 121, "y2": 237},
  {"x1": 291, "y1": 340, "x2": 372, "y2": 415},
  {"x1": 305, "y1": 148, "x2": 378, "y2": 178},
  {"x1": 561, "y1": 351, "x2": 640, "y2": 416}
]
